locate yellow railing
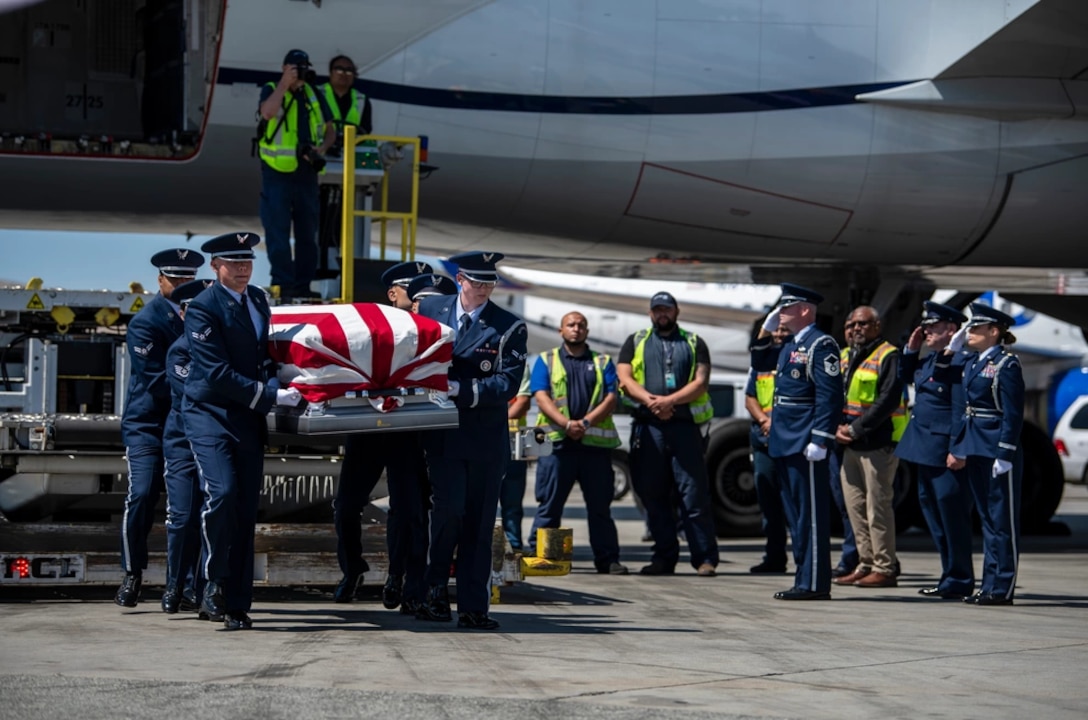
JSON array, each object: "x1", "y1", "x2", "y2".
[{"x1": 339, "y1": 126, "x2": 422, "y2": 303}]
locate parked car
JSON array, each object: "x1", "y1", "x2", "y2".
[{"x1": 1053, "y1": 395, "x2": 1088, "y2": 483}]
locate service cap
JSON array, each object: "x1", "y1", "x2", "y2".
[
  {"x1": 172, "y1": 278, "x2": 214, "y2": 307},
  {"x1": 920, "y1": 301, "x2": 967, "y2": 326},
  {"x1": 779, "y1": 282, "x2": 823, "y2": 306},
  {"x1": 407, "y1": 273, "x2": 458, "y2": 301},
  {"x1": 965, "y1": 302, "x2": 1015, "y2": 329},
  {"x1": 449, "y1": 251, "x2": 504, "y2": 283},
  {"x1": 201, "y1": 232, "x2": 260, "y2": 261},
  {"x1": 381, "y1": 260, "x2": 434, "y2": 288},
  {"x1": 151, "y1": 248, "x2": 204, "y2": 278}
]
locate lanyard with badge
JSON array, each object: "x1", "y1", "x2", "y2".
[{"x1": 662, "y1": 337, "x2": 677, "y2": 391}]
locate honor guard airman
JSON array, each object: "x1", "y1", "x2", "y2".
[
  {"x1": 415, "y1": 251, "x2": 527, "y2": 630},
  {"x1": 332, "y1": 260, "x2": 435, "y2": 613},
  {"x1": 160, "y1": 278, "x2": 214, "y2": 613},
  {"x1": 115, "y1": 247, "x2": 203, "y2": 608},
  {"x1": 897, "y1": 302, "x2": 975, "y2": 599},
  {"x1": 948, "y1": 303, "x2": 1025, "y2": 606},
  {"x1": 764, "y1": 284, "x2": 843, "y2": 600},
  {"x1": 407, "y1": 272, "x2": 457, "y2": 311},
  {"x1": 183, "y1": 232, "x2": 301, "y2": 630}
]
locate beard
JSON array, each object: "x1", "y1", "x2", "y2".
[{"x1": 654, "y1": 317, "x2": 677, "y2": 334}]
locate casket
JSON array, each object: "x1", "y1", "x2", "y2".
[{"x1": 265, "y1": 303, "x2": 459, "y2": 435}]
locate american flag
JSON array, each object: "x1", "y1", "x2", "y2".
[{"x1": 269, "y1": 304, "x2": 453, "y2": 402}]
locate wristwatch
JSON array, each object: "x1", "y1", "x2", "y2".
[
  {"x1": 846, "y1": 425, "x2": 858, "y2": 440},
  {"x1": 581, "y1": 419, "x2": 590, "y2": 429}
]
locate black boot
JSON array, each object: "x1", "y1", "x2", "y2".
[
  {"x1": 201, "y1": 580, "x2": 226, "y2": 621},
  {"x1": 416, "y1": 585, "x2": 452, "y2": 621},
  {"x1": 161, "y1": 586, "x2": 181, "y2": 614},
  {"x1": 114, "y1": 573, "x2": 142, "y2": 608},
  {"x1": 382, "y1": 575, "x2": 403, "y2": 610}
]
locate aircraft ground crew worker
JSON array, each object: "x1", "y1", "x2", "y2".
[
  {"x1": 115, "y1": 248, "x2": 203, "y2": 608},
  {"x1": 897, "y1": 301, "x2": 975, "y2": 599},
  {"x1": 617, "y1": 292, "x2": 719, "y2": 577},
  {"x1": 257, "y1": 49, "x2": 335, "y2": 300},
  {"x1": 764, "y1": 283, "x2": 843, "y2": 600},
  {"x1": 160, "y1": 278, "x2": 214, "y2": 614},
  {"x1": 415, "y1": 252, "x2": 527, "y2": 630},
  {"x1": 333, "y1": 261, "x2": 435, "y2": 609},
  {"x1": 745, "y1": 324, "x2": 793, "y2": 574},
  {"x1": 948, "y1": 302, "x2": 1025, "y2": 606},
  {"x1": 528, "y1": 311, "x2": 628, "y2": 575},
  {"x1": 184, "y1": 232, "x2": 301, "y2": 630}
]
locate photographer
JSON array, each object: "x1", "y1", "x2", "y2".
[{"x1": 257, "y1": 48, "x2": 335, "y2": 300}]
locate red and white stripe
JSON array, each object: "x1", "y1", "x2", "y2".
[{"x1": 269, "y1": 304, "x2": 453, "y2": 402}]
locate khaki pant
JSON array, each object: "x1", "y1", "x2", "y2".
[{"x1": 840, "y1": 446, "x2": 899, "y2": 575}]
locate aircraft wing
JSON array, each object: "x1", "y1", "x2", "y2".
[{"x1": 856, "y1": 0, "x2": 1088, "y2": 120}]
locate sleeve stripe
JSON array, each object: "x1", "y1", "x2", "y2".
[
  {"x1": 812, "y1": 429, "x2": 835, "y2": 439},
  {"x1": 998, "y1": 442, "x2": 1017, "y2": 451},
  {"x1": 470, "y1": 378, "x2": 480, "y2": 408},
  {"x1": 249, "y1": 381, "x2": 264, "y2": 409}
]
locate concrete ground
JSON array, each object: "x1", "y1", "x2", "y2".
[{"x1": 2, "y1": 484, "x2": 1087, "y2": 720}]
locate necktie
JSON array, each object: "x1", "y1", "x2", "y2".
[
  {"x1": 459, "y1": 313, "x2": 472, "y2": 336},
  {"x1": 240, "y1": 293, "x2": 248, "y2": 310}
]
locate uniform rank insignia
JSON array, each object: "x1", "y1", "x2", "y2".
[
  {"x1": 174, "y1": 363, "x2": 190, "y2": 378},
  {"x1": 789, "y1": 350, "x2": 808, "y2": 365},
  {"x1": 981, "y1": 364, "x2": 998, "y2": 378},
  {"x1": 191, "y1": 326, "x2": 212, "y2": 341},
  {"x1": 824, "y1": 356, "x2": 840, "y2": 376},
  {"x1": 133, "y1": 341, "x2": 153, "y2": 356}
]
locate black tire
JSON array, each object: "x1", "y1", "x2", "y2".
[
  {"x1": 1019, "y1": 421, "x2": 1065, "y2": 531},
  {"x1": 611, "y1": 451, "x2": 632, "y2": 501},
  {"x1": 706, "y1": 425, "x2": 763, "y2": 537}
]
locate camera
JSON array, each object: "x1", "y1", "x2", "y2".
[
  {"x1": 292, "y1": 64, "x2": 317, "y2": 85},
  {"x1": 297, "y1": 144, "x2": 326, "y2": 172}
]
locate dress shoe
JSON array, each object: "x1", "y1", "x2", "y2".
[
  {"x1": 333, "y1": 573, "x2": 363, "y2": 604},
  {"x1": 457, "y1": 612, "x2": 500, "y2": 630},
  {"x1": 179, "y1": 590, "x2": 200, "y2": 613},
  {"x1": 973, "y1": 592, "x2": 1014, "y2": 606},
  {"x1": 382, "y1": 574, "x2": 403, "y2": 609},
  {"x1": 597, "y1": 562, "x2": 629, "y2": 575},
  {"x1": 892, "y1": 560, "x2": 902, "y2": 578},
  {"x1": 749, "y1": 561, "x2": 788, "y2": 574},
  {"x1": 161, "y1": 587, "x2": 181, "y2": 614},
  {"x1": 223, "y1": 611, "x2": 253, "y2": 630},
  {"x1": 416, "y1": 585, "x2": 452, "y2": 621},
  {"x1": 919, "y1": 586, "x2": 969, "y2": 600},
  {"x1": 201, "y1": 581, "x2": 226, "y2": 622},
  {"x1": 963, "y1": 591, "x2": 984, "y2": 604},
  {"x1": 114, "y1": 573, "x2": 142, "y2": 608},
  {"x1": 855, "y1": 572, "x2": 897, "y2": 588},
  {"x1": 400, "y1": 598, "x2": 421, "y2": 616},
  {"x1": 696, "y1": 562, "x2": 717, "y2": 577},
  {"x1": 639, "y1": 561, "x2": 675, "y2": 576},
  {"x1": 833, "y1": 568, "x2": 870, "y2": 586},
  {"x1": 774, "y1": 587, "x2": 831, "y2": 601},
  {"x1": 831, "y1": 565, "x2": 855, "y2": 579}
]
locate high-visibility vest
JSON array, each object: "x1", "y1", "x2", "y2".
[
  {"x1": 628, "y1": 328, "x2": 713, "y2": 424},
  {"x1": 535, "y1": 348, "x2": 621, "y2": 448},
  {"x1": 258, "y1": 82, "x2": 325, "y2": 173},
  {"x1": 755, "y1": 371, "x2": 775, "y2": 412},
  {"x1": 842, "y1": 341, "x2": 908, "y2": 442},
  {"x1": 320, "y1": 85, "x2": 364, "y2": 131}
]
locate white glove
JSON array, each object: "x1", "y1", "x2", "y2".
[
  {"x1": 947, "y1": 326, "x2": 967, "y2": 352},
  {"x1": 276, "y1": 387, "x2": 302, "y2": 407},
  {"x1": 761, "y1": 306, "x2": 781, "y2": 333},
  {"x1": 803, "y1": 442, "x2": 827, "y2": 462},
  {"x1": 447, "y1": 380, "x2": 460, "y2": 398},
  {"x1": 992, "y1": 458, "x2": 1013, "y2": 477}
]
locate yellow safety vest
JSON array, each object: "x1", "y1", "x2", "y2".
[
  {"x1": 842, "y1": 341, "x2": 908, "y2": 442},
  {"x1": 258, "y1": 82, "x2": 325, "y2": 173},
  {"x1": 320, "y1": 85, "x2": 364, "y2": 131},
  {"x1": 628, "y1": 328, "x2": 713, "y2": 424},
  {"x1": 755, "y1": 371, "x2": 775, "y2": 412},
  {"x1": 535, "y1": 348, "x2": 621, "y2": 448}
]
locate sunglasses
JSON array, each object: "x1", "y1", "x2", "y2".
[
  {"x1": 844, "y1": 320, "x2": 873, "y2": 329},
  {"x1": 332, "y1": 67, "x2": 356, "y2": 75}
]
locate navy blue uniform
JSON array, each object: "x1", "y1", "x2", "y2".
[
  {"x1": 183, "y1": 283, "x2": 278, "y2": 613},
  {"x1": 164, "y1": 335, "x2": 204, "y2": 600},
  {"x1": 768, "y1": 325, "x2": 843, "y2": 595},
  {"x1": 745, "y1": 339, "x2": 788, "y2": 570},
  {"x1": 897, "y1": 348, "x2": 975, "y2": 596},
  {"x1": 416, "y1": 295, "x2": 527, "y2": 614},
  {"x1": 951, "y1": 346, "x2": 1025, "y2": 601},
  {"x1": 120, "y1": 294, "x2": 183, "y2": 574}
]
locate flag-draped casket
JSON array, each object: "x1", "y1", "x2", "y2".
[{"x1": 269, "y1": 303, "x2": 453, "y2": 403}]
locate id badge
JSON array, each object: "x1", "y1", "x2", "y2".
[{"x1": 664, "y1": 371, "x2": 677, "y2": 390}]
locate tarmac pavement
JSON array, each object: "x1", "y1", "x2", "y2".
[{"x1": 2, "y1": 484, "x2": 1087, "y2": 720}]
